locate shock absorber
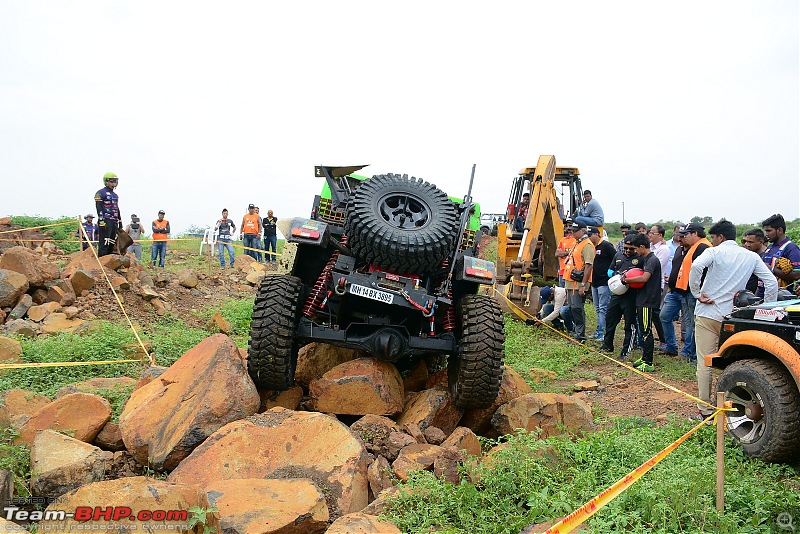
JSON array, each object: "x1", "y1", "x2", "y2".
[
  {"x1": 303, "y1": 235, "x2": 349, "y2": 318},
  {"x1": 438, "y1": 259, "x2": 456, "y2": 332}
]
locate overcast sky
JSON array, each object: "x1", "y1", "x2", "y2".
[{"x1": 1, "y1": 1, "x2": 797, "y2": 235}]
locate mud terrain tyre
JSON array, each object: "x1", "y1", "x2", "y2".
[
  {"x1": 248, "y1": 275, "x2": 303, "y2": 390},
  {"x1": 716, "y1": 358, "x2": 800, "y2": 463},
  {"x1": 344, "y1": 173, "x2": 459, "y2": 273},
  {"x1": 448, "y1": 294, "x2": 505, "y2": 409}
]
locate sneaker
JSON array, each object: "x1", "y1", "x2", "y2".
[
  {"x1": 599, "y1": 346, "x2": 614, "y2": 354},
  {"x1": 658, "y1": 343, "x2": 668, "y2": 352},
  {"x1": 635, "y1": 362, "x2": 655, "y2": 372},
  {"x1": 632, "y1": 358, "x2": 644, "y2": 367},
  {"x1": 689, "y1": 412, "x2": 715, "y2": 426},
  {"x1": 658, "y1": 345, "x2": 678, "y2": 356}
]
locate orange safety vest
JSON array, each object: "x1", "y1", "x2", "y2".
[
  {"x1": 557, "y1": 235, "x2": 576, "y2": 276},
  {"x1": 242, "y1": 213, "x2": 260, "y2": 234},
  {"x1": 152, "y1": 219, "x2": 169, "y2": 241},
  {"x1": 565, "y1": 237, "x2": 594, "y2": 283},
  {"x1": 675, "y1": 238, "x2": 711, "y2": 290}
]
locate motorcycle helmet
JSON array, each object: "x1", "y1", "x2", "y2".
[{"x1": 608, "y1": 274, "x2": 628, "y2": 295}]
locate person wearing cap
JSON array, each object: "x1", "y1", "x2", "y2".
[
  {"x1": 78, "y1": 214, "x2": 98, "y2": 251},
  {"x1": 587, "y1": 226, "x2": 616, "y2": 342},
  {"x1": 240, "y1": 204, "x2": 262, "y2": 261},
  {"x1": 528, "y1": 285, "x2": 573, "y2": 331},
  {"x1": 94, "y1": 172, "x2": 121, "y2": 257},
  {"x1": 600, "y1": 234, "x2": 640, "y2": 359},
  {"x1": 672, "y1": 222, "x2": 711, "y2": 362},
  {"x1": 151, "y1": 210, "x2": 170, "y2": 268},
  {"x1": 690, "y1": 219, "x2": 777, "y2": 420},
  {"x1": 574, "y1": 190, "x2": 604, "y2": 228},
  {"x1": 554, "y1": 222, "x2": 576, "y2": 287},
  {"x1": 620, "y1": 233, "x2": 662, "y2": 372},
  {"x1": 563, "y1": 220, "x2": 595, "y2": 342},
  {"x1": 125, "y1": 214, "x2": 145, "y2": 261},
  {"x1": 215, "y1": 209, "x2": 236, "y2": 268}
]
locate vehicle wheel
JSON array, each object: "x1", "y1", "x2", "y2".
[
  {"x1": 716, "y1": 358, "x2": 800, "y2": 463},
  {"x1": 344, "y1": 173, "x2": 458, "y2": 272},
  {"x1": 480, "y1": 225, "x2": 491, "y2": 235},
  {"x1": 248, "y1": 275, "x2": 303, "y2": 390},
  {"x1": 448, "y1": 294, "x2": 505, "y2": 409}
]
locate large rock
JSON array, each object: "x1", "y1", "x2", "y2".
[
  {"x1": 17, "y1": 393, "x2": 111, "y2": 446},
  {"x1": 169, "y1": 408, "x2": 371, "y2": 517},
  {"x1": 234, "y1": 254, "x2": 256, "y2": 271},
  {"x1": 491, "y1": 393, "x2": 594, "y2": 438},
  {"x1": 69, "y1": 269, "x2": 95, "y2": 295},
  {"x1": 461, "y1": 366, "x2": 533, "y2": 436},
  {"x1": 327, "y1": 513, "x2": 402, "y2": 533},
  {"x1": 0, "y1": 269, "x2": 29, "y2": 307},
  {"x1": 119, "y1": 334, "x2": 259, "y2": 471},
  {"x1": 8, "y1": 294, "x2": 32, "y2": 321},
  {"x1": 205, "y1": 312, "x2": 232, "y2": 334},
  {"x1": 367, "y1": 456, "x2": 395, "y2": 497},
  {"x1": 0, "y1": 336, "x2": 22, "y2": 366},
  {"x1": 0, "y1": 246, "x2": 60, "y2": 287},
  {"x1": 177, "y1": 269, "x2": 198, "y2": 289},
  {"x1": 62, "y1": 249, "x2": 121, "y2": 278},
  {"x1": 441, "y1": 427, "x2": 482, "y2": 457},
  {"x1": 26, "y1": 302, "x2": 61, "y2": 322},
  {"x1": 391, "y1": 443, "x2": 446, "y2": 481},
  {"x1": 40, "y1": 313, "x2": 85, "y2": 335},
  {"x1": 396, "y1": 389, "x2": 462, "y2": 435},
  {"x1": 30, "y1": 430, "x2": 113, "y2": 497},
  {"x1": 94, "y1": 422, "x2": 125, "y2": 451},
  {"x1": 258, "y1": 386, "x2": 303, "y2": 412},
  {"x1": 206, "y1": 478, "x2": 329, "y2": 534},
  {"x1": 350, "y1": 415, "x2": 402, "y2": 459},
  {"x1": 55, "y1": 377, "x2": 136, "y2": 398},
  {"x1": 38, "y1": 477, "x2": 218, "y2": 533},
  {"x1": 0, "y1": 389, "x2": 51, "y2": 428},
  {"x1": 1, "y1": 319, "x2": 37, "y2": 338},
  {"x1": 310, "y1": 358, "x2": 404, "y2": 416},
  {"x1": 295, "y1": 342, "x2": 363, "y2": 387}
]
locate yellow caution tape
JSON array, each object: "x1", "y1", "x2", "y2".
[
  {"x1": 544, "y1": 412, "x2": 719, "y2": 533},
  {"x1": 0, "y1": 359, "x2": 143, "y2": 369},
  {"x1": 0, "y1": 220, "x2": 78, "y2": 234}
]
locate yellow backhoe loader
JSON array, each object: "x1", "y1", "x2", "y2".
[{"x1": 495, "y1": 155, "x2": 597, "y2": 319}]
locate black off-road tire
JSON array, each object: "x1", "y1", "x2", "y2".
[
  {"x1": 448, "y1": 294, "x2": 505, "y2": 409},
  {"x1": 247, "y1": 275, "x2": 303, "y2": 390},
  {"x1": 344, "y1": 173, "x2": 458, "y2": 273},
  {"x1": 716, "y1": 359, "x2": 800, "y2": 463}
]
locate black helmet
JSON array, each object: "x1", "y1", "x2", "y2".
[{"x1": 733, "y1": 290, "x2": 761, "y2": 308}]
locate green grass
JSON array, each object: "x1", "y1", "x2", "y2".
[
  {"x1": 382, "y1": 420, "x2": 800, "y2": 533},
  {"x1": 10, "y1": 215, "x2": 81, "y2": 253},
  {"x1": 0, "y1": 428, "x2": 31, "y2": 496}
]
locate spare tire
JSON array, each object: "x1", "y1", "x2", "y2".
[{"x1": 344, "y1": 173, "x2": 459, "y2": 273}]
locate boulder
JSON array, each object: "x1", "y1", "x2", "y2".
[
  {"x1": 30, "y1": 288, "x2": 49, "y2": 305},
  {"x1": 205, "y1": 312, "x2": 232, "y2": 334},
  {"x1": 423, "y1": 426, "x2": 446, "y2": 445},
  {"x1": 8, "y1": 294, "x2": 32, "y2": 321},
  {"x1": 119, "y1": 334, "x2": 259, "y2": 471},
  {"x1": 403, "y1": 422, "x2": 426, "y2": 444},
  {"x1": 26, "y1": 302, "x2": 61, "y2": 322},
  {"x1": 0, "y1": 269, "x2": 29, "y2": 307},
  {"x1": 177, "y1": 269, "x2": 198, "y2": 289},
  {"x1": 295, "y1": 342, "x2": 363, "y2": 387},
  {"x1": 386, "y1": 432, "x2": 417, "y2": 462},
  {"x1": 491, "y1": 393, "x2": 594, "y2": 438},
  {"x1": 40, "y1": 313, "x2": 85, "y2": 335},
  {"x1": 205, "y1": 478, "x2": 329, "y2": 534},
  {"x1": 17, "y1": 393, "x2": 111, "y2": 446},
  {"x1": 327, "y1": 513, "x2": 402, "y2": 534},
  {"x1": 1, "y1": 319, "x2": 37, "y2": 338},
  {"x1": 441, "y1": 427, "x2": 482, "y2": 457},
  {"x1": 402, "y1": 360, "x2": 429, "y2": 393},
  {"x1": 0, "y1": 336, "x2": 22, "y2": 365},
  {"x1": 0, "y1": 389, "x2": 51, "y2": 429},
  {"x1": 245, "y1": 271, "x2": 264, "y2": 285},
  {"x1": 433, "y1": 447, "x2": 464, "y2": 484},
  {"x1": 134, "y1": 365, "x2": 167, "y2": 390},
  {"x1": 0, "y1": 246, "x2": 60, "y2": 287},
  {"x1": 310, "y1": 358, "x2": 404, "y2": 416},
  {"x1": 235, "y1": 254, "x2": 256, "y2": 271},
  {"x1": 169, "y1": 408, "x2": 371, "y2": 517},
  {"x1": 150, "y1": 298, "x2": 167, "y2": 315},
  {"x1": 69, "y1": 269, "x2": 95, "y2": 295},
  {"x1": 367, "y1": 455, "x2": 395, "y2": 497},
  {"x1": 350, "y1": 415, "x2": 403, "y2": 459},
  {"x1": 461, "y1": 366, "x2": 533, "y2": 436},
  {"x1": 55, "y1": 377, "x2": 136, "y2": 399},
  {"x1": 573, "y1": 380, "x2": 600, "y2": 392},
  {"x1": 109, "y1": 274, "x2": 129, "y2": 291},
  {"x1": 38, "y1": 477, "x2": 218, "y2": 533},
  {"x1": 30, "y1": 430, "x2": 113, "y2": 497},
  {"x1": 140, "y1": 285, "x2": 161, "y2": 301},
  {"x1": 258, "y1": 386, "x2": 303, "y2": 412},
  {"x1": 391, "y1": 443, "x2": 446, "y2": 481},
  {"x1": 62, "y1": 306, "x2": 79, "y2": 320},
  {"x1": 397, "y1": 389, "x2": 462, "y2": 435},
  {"x1": 94, "y1": 422, "x2": 125, "y2": 451}
]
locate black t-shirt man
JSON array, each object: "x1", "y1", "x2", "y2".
[
  {"x1": 591, "y1": 240, "x2": 617, "y2": 287},
  {"x1": 636, "y1": 252, "x2": 663, "y2": 308}
]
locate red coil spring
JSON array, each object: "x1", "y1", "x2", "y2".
[
  {"x1": 439, "y1": 259, "x2": 456, "y2": 331},
  {"x1": 303, "y1": 236, "x2": 348, "y2": 318}
]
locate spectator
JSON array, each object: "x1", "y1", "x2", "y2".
[
  {"x1": 151, "y1": 210, "x2": 170, "y2": 268},
  {"x1": 575, "y1": 190, "x2": 604, "y2": 227},
  {"x1": 124, "y1": 214, "x2": 144, "y2": 261},
  {"x1": 648, "y1": 225, "x2": 670, "y2": 350},
  {"x1": 588, "y1": 226, "x2": 615, "y2": 342},
  {"x1": 514, "y1": 193, "x2": 530, "y2": 232},
  {"x1": 239, "y1": 204, "x2": 262, "y2": 261},
  {"x1": 615, "y1": 223, "x2": 632, "y2": 254},
  {"x1": 762, "y1": 214, "x2": 800, "y2": 292},
  {"x1": 690, "y1": 219, "x2": 777, "y2": 419},
  {"x1": 262, "y1": 209, "x2": 278, "y2": 265},
  {"x1": 254, "y1": 207, "x2": 264, "y2": 262},
  {"x1": 742, "y1": 228, "x2": 767, "y2": 294},
  {"x1": 660, "y1": 231, "x2": 686, "y2": 356},
  {"x1": 601, "y1": 234, "x2": 639, "y2": 359},
  {"x1": 554, "y1": 223, "x2": 576, "y2": 287},
  {"x1": 530, "y1": 285, "x2": 573, "y2": 331},
  {"x1": 667, "y1": 223, "x2": 684, "y2": 259},
  {"x1": 634, "y1": 222, "x2": 648, "y2": 235},
  {"x1": 672, "y1": 222, "x2": 711, "y2": 362},
  {"x1": 622, "y1": 234, "x2": 662, "y2": 372},
  {"x1": 215, "y1": 209, "x2": 236, "y2": 268},
  {"x1": 563, "y1": 221, "x2": 595, "y2": 342},
  {"x1": 94, "y1": 172, "x2": 121, "y2": 257},
  {"x1": 78, "y1": 214, "x2": 98, "y2": 251}
]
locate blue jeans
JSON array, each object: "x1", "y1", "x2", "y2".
[
  {"x1": 574, "y1": 216, "x2": 600, "y2": 227},
  {"x1": 151, "y1": 241, "x2": 166, "y2": 267},
  {"x1": 217, "y1": 240, "x2": 235, "y2": 267},
  {"x1": 243, "y1": 234, "x2": 260, "y2": 260},
  {"x1": 263, "y1": 235, "x2": 277, "y2": 263},
  {"x1": 660, "y1": 291, "x2": 682, "y2": 353},
  {"x1": 591, "y1": 285, "x2": 611, "y2": 338},
  {"x1": 680, "y1": 293, "x2": 697, "y2": 361},
  {"x1": 540, "y1": 303, "x2": 574, "y2": 331}
]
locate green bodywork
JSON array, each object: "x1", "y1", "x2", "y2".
[{"x1": 319, "y1": 173, "x2": 482, "y2": 231}]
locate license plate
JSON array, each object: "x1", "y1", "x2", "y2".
[{"x1": 349, "y1": 284, "x2": 394, "y2": 304}]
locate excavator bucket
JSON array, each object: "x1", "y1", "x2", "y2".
[{"x1": 494, "y1": 277, "x2": 542, "y2": 321}]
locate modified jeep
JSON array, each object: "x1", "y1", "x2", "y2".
[
  {"x1": 708, "y1": 292, "x2": 800, "y2": 463},
  {"x1": 247, "y1": 165, "x2": 505, "y2": 409}
]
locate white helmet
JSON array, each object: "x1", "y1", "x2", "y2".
[{"x1": 608, "y1": 274, "x2": 628, "y2": 295}]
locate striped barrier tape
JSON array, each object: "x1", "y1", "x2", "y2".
[{"x1": 0, "y1": 359, "x2": 143, "y2": 369}]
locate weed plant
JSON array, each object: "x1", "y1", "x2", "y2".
[
  {"x1": 0, "y1": 428, "x2": 31, "y2": 496},
  {"x1": 382, "y1": 419, "x2": 800, "y2": 533},
  {"x1": 10, "y1": 215, "x2": 80, "y2": 253}
]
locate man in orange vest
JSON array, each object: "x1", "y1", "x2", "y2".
[
  {"x1": 151, "y1": 210, "x2": 170, "y2": 267},
  {"x1": 564, "y1": 221, "x2": 595, "y2": 342},
  {"x1": 672, "y1": 222, "x2": 710, "y2": 362},
  {"x1": 239, "y1": 204, "x2": 262, "y2": 261},
  {"x1": 554, "y1": 222, "x2": 576, "y2": 287}
]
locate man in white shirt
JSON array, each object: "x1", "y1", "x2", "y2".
[
  {"x1": 689, "y1": 219, "x2": 778, "y2": 417},
  {"x1": 649, "y1": 225, "x2": 671, "y2": 349}
]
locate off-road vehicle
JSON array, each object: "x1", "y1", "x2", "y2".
[
  {"x1": 247, "y1": 165, "x2": 505, "y2": 409},
  {"x1": 708, "y1": 291, "x2": 800, "y2": 463}
]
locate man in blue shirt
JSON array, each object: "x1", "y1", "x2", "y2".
[
  {"x1": 574, "y1": 190, "x2": 604, "y2": 227},
  {"x1": 762, "y1": 213, "x2": 800, "y2": 293},
  {"x1": 94, "y1": 172, "x2": 121, "y2": 257},
  {"x1": 78, "y1": 214, "x2": 98, "y2": 251}
]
